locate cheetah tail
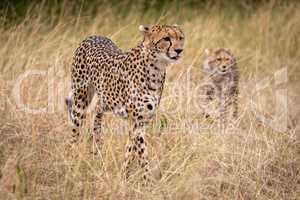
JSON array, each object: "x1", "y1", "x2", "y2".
[{"x1": 65, "y1": 91, "x2": 73, "y2": 120}]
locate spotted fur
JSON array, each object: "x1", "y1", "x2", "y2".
[{"x1": 66, "y1": 25, "x2": 184, "y2": 181}]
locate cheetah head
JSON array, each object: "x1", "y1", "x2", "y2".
[
  {"x1": 203, "y1": 48, "x2": 236, "y2": 75},
  {"x1": 139, "y1": 24, "x2": 185, "y2": 64}
]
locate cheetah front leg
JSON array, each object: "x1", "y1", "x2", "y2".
[
  {"x1": 198, "y1": 84, "x2": 215, "y2": 119},
  {"x1": 122, "y1": 129, "x2": 137, "y2": 180},
  {"x1": 218, "y1": 92, "x2": 228, "y2": 131},
  {"x1": 134, "y1": 124, "x2": 151, "y2": 183},
  {"x1": 232, "y1": 92, "x2": 238, "y2": 119},
  {"x1": 123, "y1": 122, "x2": 151, "y2": 184}
]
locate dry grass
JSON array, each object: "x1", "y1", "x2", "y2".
[{"x1": 0, "y1": 1, "x2": 299, "y2": 199}]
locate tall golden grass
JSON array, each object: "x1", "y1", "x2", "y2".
[{"x1": 0, "y1": 1, "x2": 299, "y2": 199}]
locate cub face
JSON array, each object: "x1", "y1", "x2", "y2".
[
  {"x1": 139, "y1": 25, "x2": 185, "y2": 63},
  {"x1": 203, "y1": 48, "x2": 236, "y2": 75}
]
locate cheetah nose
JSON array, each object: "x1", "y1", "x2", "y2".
[{"x1": 175, "y1": 49, "x2": 183, "y2": 54}]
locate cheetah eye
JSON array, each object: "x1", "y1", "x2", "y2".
[
  {"x1": 163, "y1": 37, "x2": 171, "y2": 41},
  {"x1": 216, "y1": 58, "x2": 222, "y2": 61},
  {"x1": 179, "y1": 36, "x2": 184, "y2": 40}
]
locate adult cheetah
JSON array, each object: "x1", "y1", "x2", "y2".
[{"x1": 66, "y1": 25, "x2": 184, "y2": 181}]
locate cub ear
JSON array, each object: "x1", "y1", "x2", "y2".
[
  {"x1": 204, "y1": 48, "x2": 211, "y2": 56},
  {"x1": 139, "y1": 25, "x2": 149, "y2": 33},
  {"x1": 223, "y1": 48, "x2": 234, "y2": 56},
  {"x1": 225, "y1": 48, "x2": 232, "y2": 53}
]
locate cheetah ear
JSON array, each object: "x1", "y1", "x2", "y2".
[
  {"x1": 173, "y1": 24, "x2": 179, "y2": 27},
  {"x1": 139, "y1": 25, "x2": 151, "y2": 47},
  {"x1": 139, "y1": 25, "x2": 149, "y2": 33},
  {"x1": 204, "y1": 48, "x2": 211, "y2": 56},
  {"x1": 225, "y1": 48, "x2": 232, "y2": 53}
]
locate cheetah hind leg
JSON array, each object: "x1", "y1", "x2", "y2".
[
  {"x1": 65, "y1": 91, "x2": 82, "y2": 144},
  {"x1": 66, "y1": 84, "x2": 94, "y2": 144},
  {"x1": 75, "y1": 85, "x2": 104, "y2": 155},
  {"x1": 90, "y1": 104, "x2": 104, "y2": 155}
]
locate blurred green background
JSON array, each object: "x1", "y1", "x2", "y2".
[{"x1": 1, "y1": 0, "x2": 296, "y2": 26}]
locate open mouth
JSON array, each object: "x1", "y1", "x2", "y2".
[
  {"x1": 169, "y1": 55, "x2": 180, "y2": 60},
  {"x1": 219, "y1": 66, "x2": 228, "y2": 73}
]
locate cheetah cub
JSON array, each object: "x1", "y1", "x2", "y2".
[{"x1": 200, "y1": 48, "x2": 239, "y2": 127}]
